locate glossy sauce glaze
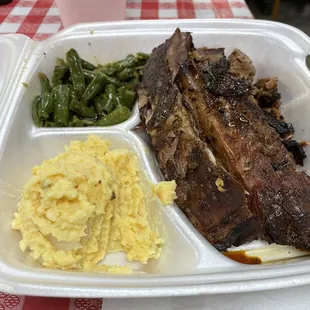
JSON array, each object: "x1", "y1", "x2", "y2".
[{"x1": 223, "y1": 250, "x2": 262, "y2": 264}]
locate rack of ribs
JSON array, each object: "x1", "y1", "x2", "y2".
[
  {"x1": 139, "y1": 28, "x2": 310, "y2": 251},
  {"x1": 138, "y1": 28, "x2": 262, "y2": 251}
]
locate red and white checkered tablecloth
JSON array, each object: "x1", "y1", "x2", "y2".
[
  {"x1": 0, "y1": 0, "x2": 253, "y2": 40},
  {"x1": 0, "y1": 0, "x2": 252, "y2": 309},
  {"x1": 0, "y1": 294, "x2": 103, "y2": 310}
]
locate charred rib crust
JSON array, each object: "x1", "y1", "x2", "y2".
[
  {"x1": 187, "y1": 50, "x2": 310, "y2": 249},
  {"x1": 139, "y1": 29, "x2": 262, "y2": 250}
]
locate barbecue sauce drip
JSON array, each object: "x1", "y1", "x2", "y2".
[{"x1": 223, "y1": 250, "x2": 261, "y2": 265}]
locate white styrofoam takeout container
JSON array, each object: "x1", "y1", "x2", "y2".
[{"x1": 0, "y1": 19, "x2": 310, "y2": 298}]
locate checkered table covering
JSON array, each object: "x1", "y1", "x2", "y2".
[
  {"x1": 0, "y1": 0, "x2": 253, "y2": 40},
  {"x1": 0, "y1": 0, "x2": 252, "y2": 309}
]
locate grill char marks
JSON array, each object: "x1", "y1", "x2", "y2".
[{"x1": 139, "y1": 28, "x2": 262, "y2": 251}]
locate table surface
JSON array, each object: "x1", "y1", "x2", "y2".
[
  {"x1": 0, "y1": 0, "x2": 254, "y2": 309},
  {"x1": 0, "y1": 0, "x2": 253, "y2": 39}
]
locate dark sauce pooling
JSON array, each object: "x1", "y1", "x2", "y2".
[{"x1": 223, "y1": 250, "x2": 262, "y2": 265}]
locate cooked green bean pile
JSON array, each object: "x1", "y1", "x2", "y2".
[{"x1": 32, "y1": 48, "x2": 149, "y2": 127}]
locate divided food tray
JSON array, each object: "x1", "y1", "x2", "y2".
[
  {"x1": 0, "y1": 35, "x2": 31, "y2": 109},
  {"x1": 0, "y1": 19, "x2": 310, "y2": 298}
]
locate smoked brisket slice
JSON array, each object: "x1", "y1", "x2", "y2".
[
  {"x1": 139, "y1": 28, "x2": 262, "y2": 250},
  {"x1": 184, "y1": 51, "x2": 310, "y2": 249}
]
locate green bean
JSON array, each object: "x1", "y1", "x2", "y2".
[
  {"x1": 105, "y1": 75, "x2": 120, "y2": 86},
  {"x1": 37, "y1": 73, "x2": 53, "y2": 120},
  {"x1": 117, "y1": 68, "x2": 134, "y2": 81},
  {"x1": 32, "y1": 95, "x2": 43, "y2": 127},
  {"x1": 32, "y1": 51, "x2": 145, "y2": 128},
  {"x1": 70, "y1": 96, "x2": 97, "y2": 118},
  {"x1": 38, "y1": 92, "x2": 54, "y2": 120},
  {"x1": 136, "y1": 52, "x2": 150, "y2": 60},
  {"x1": 96, "y1": 105, "x2": 131, "y2": 126},
  {"x1": 127, "y1": 77, "x2": 140, "y2": 88},
  {"x1": 82, "y1": 118, "x2": 96, "y2": 126},
  {"x1": 38, "y1": 72, "x2": 51, "y2": 93},
  {"x1": 52, "y1": 65, "x2": 69, "y2": 86},
  {"x1": 69, "y1": 116, "x2": 85, "y2": 127},
  {"x1": 115, "y1": 54, "x2": 138, "y2": 71},
  {"x1": 115, "y1": 95, "x2": 122, "y2": 107},
  {"x1": 116, "y1": 54, "x2": 146, "y2": 71},
  {"x1": 89, "y1": 105, "x2": 96, "y2": 112},
  {"x1": 134, "y1": 65, "x2": 144, "y2": 71},
  {"x1": 70, "y1": 116, "x2": 96, "y2": 127},
  {"x1": 63, "y1": 76, "x2": 72, "y2": 85},
  {"x1": 81, "y1": 58, "x2": 97, "y2": 71},
  {"x1": 118, "y1": 78, "x2": 140, "y2": 92},
  {"x1": 44, "y1": 121, "x2": 59, "y2": 127},
  {"x1": 133, "y1": 66, "x2": 144, "y2": 81},
  {"x1": 53, "y1": 84, "x2": 71, "y2": 126},
  {"x1": 117, "y1": 86, "x2": 126, "y2": 95},
  {"x1": 80, "y1": 72, "x2": 110, "y2": 105},
  {"x1": 83, "y1": 69, "x2": 96, "y2": 81},
  {"x1": 119, "y1": 89, "x2": 136, "y2": 110},
  {"x1": 56, "y1": 58, "x2": 67, "y2": 66},
  {"x1": 94, "y1": 69, "x2": 120, "y2": 85},
  {"x1": 94, "y1": 94, "x2": 106, "y2": 116},
  {"x1": 66, "y1": 83, "x2": 74, "y2": 93},
  {"x1": 97, "y1": 65, "x2": 118, "y2": 76},
  {"x1": 69, "y1": 110, "x2": 74, "y2": 121},
  {"x1": 84, "y1": 69, "x2": 120, "y2": 86},
  {"x1": 98, "y1": 53, "x2": 146, "y2": 75},
  {"x1": 101, "y1": 84, "x2": 117, "y2": 113},
  {"x1": 66, "y1": 48, "x2": 85, "y2": 98}
]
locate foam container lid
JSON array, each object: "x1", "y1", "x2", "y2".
[{"x1": 0, "y1": 19, "x2": 310, "y2": 298}]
